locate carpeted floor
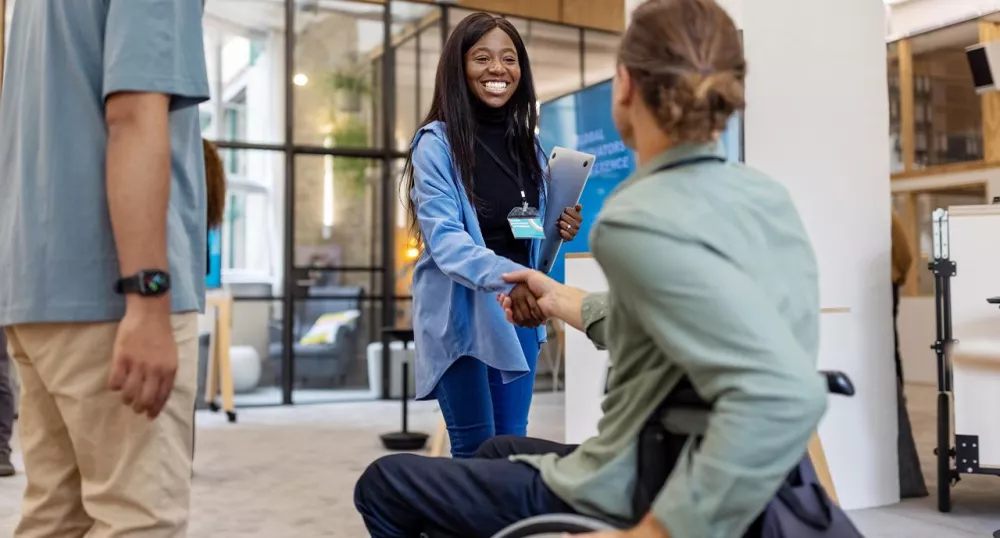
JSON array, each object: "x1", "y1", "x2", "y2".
[{"x1": 0, "y1": 384, "x2": 997, "y2": 537}]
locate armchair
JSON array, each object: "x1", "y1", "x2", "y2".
[{"x1": 265, "y1": 285, "x2": 364, "y2": 389}]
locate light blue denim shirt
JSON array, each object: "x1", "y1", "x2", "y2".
[{"x1": 409, "y1": 121, "x2": 548, "y2": 400}]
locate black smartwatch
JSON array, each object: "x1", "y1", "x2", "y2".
[{"x1": 115, "y1": 270, "x2": 172, "y2": 297}]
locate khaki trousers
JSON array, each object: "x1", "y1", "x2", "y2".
[{"x1": 4, "y1": 313, "x2": 199, "y2": 538}]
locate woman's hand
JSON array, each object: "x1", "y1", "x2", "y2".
[
  {"x1": 559, "y1": 204, "x2": 584, "y2": 241},
  {"x1": 506, "y1": 282, "x2": 545, "y2": 328},
  {"x1": 497, "y1": 270, "x2": 559, "y2": 323}
]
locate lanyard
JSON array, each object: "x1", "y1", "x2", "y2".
[
  {"x1": 651, "y1": 155, "x2": 726, "y2": 174},
  {"x1": 476, "y1": 136, "x2": 528, "y2": 209}
]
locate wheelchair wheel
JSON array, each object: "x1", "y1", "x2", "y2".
[{"x1": 491, "y1": 515, "x2": 616, "y2": 538}]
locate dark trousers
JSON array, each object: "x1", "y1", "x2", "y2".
[
  {"x1": 892, "y1": 283, "x2": 904, "y2": 385},
  {"x1": 354, "y1": 436, "x2": 578, "y2": 538},
  {"x1": 434, "y1": 326, "x2": 540, "y2": 458},
  {"x1": 0, "y1": 331, "x2": 12, "y2": 457}
]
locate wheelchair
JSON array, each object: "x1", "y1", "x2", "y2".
[{"x1": 423, "y1": 370, "x2": 856, "y2": 538}]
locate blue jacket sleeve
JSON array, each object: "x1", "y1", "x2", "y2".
[{"x1": 412, "y1": 132, "x2": 526, "y2": 293}]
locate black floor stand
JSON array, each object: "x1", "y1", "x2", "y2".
[
  {"x1": 929, "y1": 235, "x2": 957, "y2": 512},
  {"x1": 380, "y1": 328, "x2": 429, "y2": 451}
]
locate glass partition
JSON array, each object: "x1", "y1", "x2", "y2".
[
  {"x1": 909, "y1": 22, "x2": 983, "y2": 168},
  {"x1": 293, "y1": 0, "x2": 385, "y2": 149},
  {"x1": 509, "y1": 18, "x2": 584, "y2": 101},
  {"x1": 887, "y1": 42, "x2": 903, "y2": 174},
  {"x1": 202, "y1": 0, "x2": 287, "y2": 145},
  {"x1": 3, "y1": 0, "x2": 622, "y2": 404},
  {"x1": 189, "y1": 0, "x2": 619, "y2": 405},
  {"x1": 584, "y1": 30, "x2": 619, "y2": 86}
]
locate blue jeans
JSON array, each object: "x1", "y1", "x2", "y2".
[{"x1": 434, "y1": 326, "x2": 540, "y2": 458}]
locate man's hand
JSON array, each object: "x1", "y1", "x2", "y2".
[
  {"x1": 108, "y1": 304, "x2": 178, "y2": 419},
  {"x1": 507, "y1": 282, "x2": 545, "y2": 328},
  {"x1": 571, "y1": 515, "x2": 671, "y2": 538},
  {"x1": 498, "y1": 269, "x2": 589, "y2": 331},
  {"x1": 498, "y1": 270, "x2": 560, "y2": 319}
]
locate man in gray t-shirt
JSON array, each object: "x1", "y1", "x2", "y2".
[{"x1": 0, "y1": 1, "x2": 209, "y2": 536}]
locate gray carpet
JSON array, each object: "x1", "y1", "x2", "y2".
[{"x1": 0, "y1": 385, "x2": 997, "y2": 537}]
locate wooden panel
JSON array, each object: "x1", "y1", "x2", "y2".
[
  {"x1": 368, "y1": 0, "x2": 623, "y2": 32},
  {"x1": 898, "y1": 39, "x2": 915, "y2": 172},
  {"x1": 809, "y1": 434, "x2": 839, "y2": 505},
  {"x1": 900, "y1": 192, "x2": 920, "y2": 297},
  {"x1": 890, "y1": 159, "x2": 990, "y2": 180},
  {"x1": 562, "y1": 0, "x2": 625, "y2": 33},
  {"x1": 981, "y1": 23, "x2": 1000, "y2": 163},
  {"x1": 459, "y1": 0, "x2": 561, "y2": 23}
]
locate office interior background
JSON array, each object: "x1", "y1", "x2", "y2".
[
  {"x1": 1, "y1": 0, "x2": 624, "y2": 407},
  {"x1": 2, "y1": 0, "x2": 1000, "y2": 536},
  {"x1": 4, "y1": 0, "x2": 1000, "y2": 407}
]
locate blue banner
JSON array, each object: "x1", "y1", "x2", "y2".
[{"x1": 538, "y1": 79, "x2": 743, "y2": 283}]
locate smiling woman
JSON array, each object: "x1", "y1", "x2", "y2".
[
  {"x1": 465, "y1": 28, "x2": 522, "y2": 108},
  {"x1": 393, "y1": 11, "x2": 585, "y2": 462}
]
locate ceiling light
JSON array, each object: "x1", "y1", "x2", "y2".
[{"x1": 293, "y1": 73, "x2": 309, "y2": 87}]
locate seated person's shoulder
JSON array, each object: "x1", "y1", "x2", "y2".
[
  {"x1": 597, "y1": 179, "x2": 713, "y2": 243},
  {"x1": 596, "y1": 164, "x2": 805, "y2": 252}
]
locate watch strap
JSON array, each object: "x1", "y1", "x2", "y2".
[{"x1": 115, "y1": 276, "x2": 141, "y2": 294}]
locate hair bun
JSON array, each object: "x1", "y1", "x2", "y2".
[{"x1": 619, "y1": 0, "x2": 746, "y2": 143}]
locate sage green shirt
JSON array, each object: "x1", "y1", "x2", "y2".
[{"x1": 513, "y1": 142, "x2": 829, "y2": 538}]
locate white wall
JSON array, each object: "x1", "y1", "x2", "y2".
[
  {"x1": 620, "y1": 0, "x2": 898, "y2": 511},
  {"x1": 887, "y1": 0, "x2": 1000, "y2": 41},
  {"x1": 564, "y1": 258, "x2": 609, "y2": 444},
  {"x1": 741, "y1": 0, "x2": 898, "y2": 511}
]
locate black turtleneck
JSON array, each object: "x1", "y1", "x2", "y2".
[{"x1": 471, "y1": 101, "x2": 541, "y2": 268}]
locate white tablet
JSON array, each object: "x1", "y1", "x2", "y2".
[{"x1": 538, "y1": 147, "x2": 595, "y2": 274}]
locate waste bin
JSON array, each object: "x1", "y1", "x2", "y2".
[{"x1": 366, "y1": 341, "x2": 416, "y2": 399}]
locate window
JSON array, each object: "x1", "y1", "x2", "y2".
[
  {"x1": 293, "y1": 0, "x2": 385, "y2": 149},
  {"x1": 584, "y1": 30, "x2": 619, "y2": 85},
  {"x1": 390, "y1": 1, "x2": 441, "y2": 151},
  {"x1": 294, "y1": 155, "x2": 381, "y2": 273},
  {"x1": 3, "y1": 0, "x2": 13, "y2": 63},
  {"x1": 202, "y1": 1, "x2": 285, "y2": 144},
  {"x1": 509, "y1": 18, "x2": 583, "y2": 101},
  {"x1": 218, "y1": 149, "x2": 285, "y2": 291},
  {"x1": 909, "y1": 22, "x2": 983, "y2": 168}
]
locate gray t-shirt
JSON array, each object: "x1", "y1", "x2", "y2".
[{"x1": 0, "y1": 0, "x2": 210, "y2": 325}]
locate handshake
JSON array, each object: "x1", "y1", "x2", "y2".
[{"x1": 496, "y1": 269, "x2": 563, "y2": 329}]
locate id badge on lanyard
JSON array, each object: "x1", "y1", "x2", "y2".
[
  {"x1": 476, "y1": 137, "x2": 545, "y2": 240},
  {"x1": 507, "y1": 204, "x2": 545, "y2": 239}
]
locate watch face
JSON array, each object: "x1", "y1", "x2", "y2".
[{"x1": 142, "y1": 272, "x2": 169, "y2": 295}]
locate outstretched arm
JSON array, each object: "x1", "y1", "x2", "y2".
[
  {"x1": 412, "y1": 134, "x2": 525, "y2": 293},
  {"x1": 500, "y1": 271, "x2": 610, "y2": 350}
]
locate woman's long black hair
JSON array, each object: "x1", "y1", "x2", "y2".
[{"x1": 403, "y1": 12, "x2": 543, "y2": 243}]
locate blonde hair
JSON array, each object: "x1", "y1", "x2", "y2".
[
  {"x1": 619, "y1": 0, "x2": 746, "y2": 143},
  {"x1": 203, "y1": 139, "x2": 226, "y2": 229}
]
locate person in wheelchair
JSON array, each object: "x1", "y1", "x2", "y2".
[{"x1": 354, "y1": 0, "x2": 829, "y2": 536}]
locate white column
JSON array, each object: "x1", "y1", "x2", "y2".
[
  {"x1": 742, "y1": 0, "x2": 897, "y2": 511},
  {"x1": 621, "y1": 0, "x2": 899, "y2": 511}
]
